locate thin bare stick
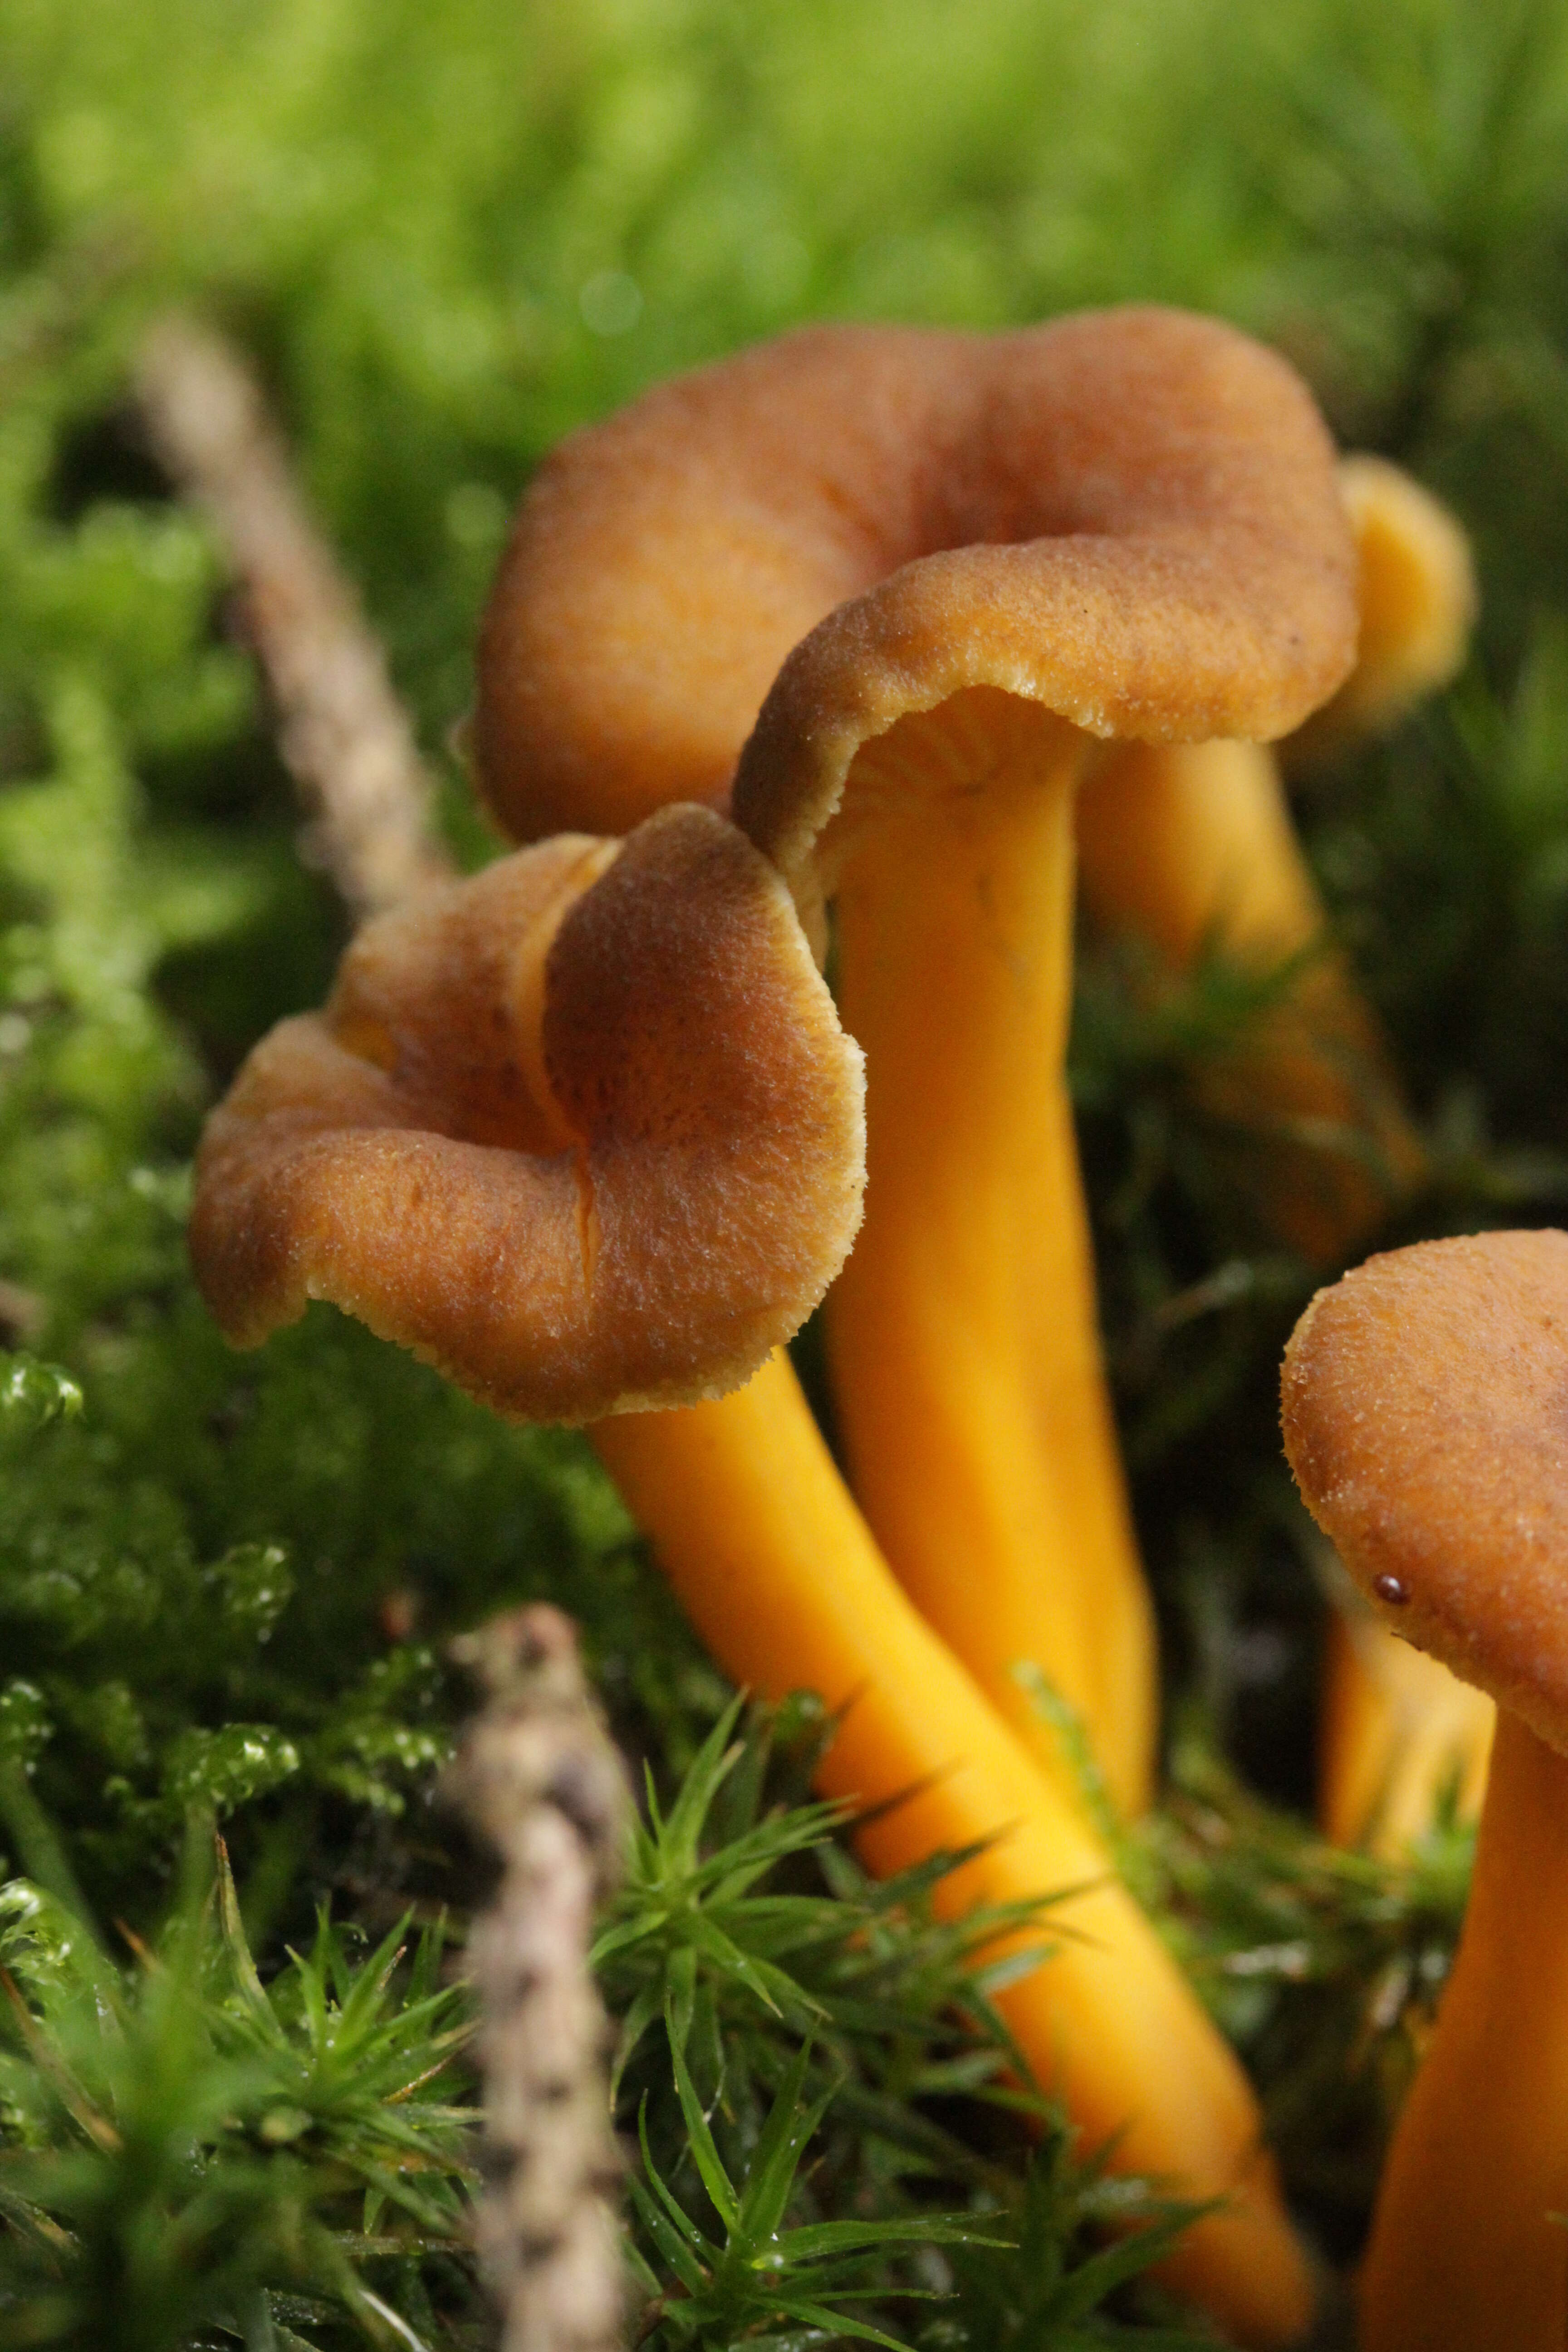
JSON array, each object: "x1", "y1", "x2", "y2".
[
  {"x1": 444, "y1": 1605, "x2": 631, "y2": 2352},
  {"x1": 135, "y1": 314, "x2": 454, "y2": 920}
]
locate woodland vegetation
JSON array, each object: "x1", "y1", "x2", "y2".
[{"x1": 4, "y1": 0, "x2": 1568, "y2": 2342}]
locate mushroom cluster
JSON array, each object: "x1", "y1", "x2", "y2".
[
  {"x1": 477, "y1": 306, "x2": 1476, "y2": 1853},
  {"x1": 192, "y1": 304, "x2": 1476, "y2": 2350},
  {"x1": 477, "y1": 308, "x2": 1362, "y2": 1815}
]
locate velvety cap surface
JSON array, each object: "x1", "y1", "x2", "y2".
[
  {"x1": 475, "y1": 307, "x2": 1357, "y2": 871},
  {"x1": 1281, "y1": 1230, "x2": 1568, "y2": 1754},
  {"x1": 191, "y1": 805, "x2": 865, "y2": 1423}
]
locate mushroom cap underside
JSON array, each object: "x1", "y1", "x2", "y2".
[
  {"x1": 1281, "y1": 1229, "x2": 1568, "y2": 1754},
  {"x1": 191, "y1": 804, "x2": 866, "y2": 1424},
  {"x1": 476, "y1": 306, "x2": 1358, "y2": 865}
]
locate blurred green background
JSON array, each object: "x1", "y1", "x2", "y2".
[{"x1": 4, "y1": 0, "x2": 1568, "y2": 2342}]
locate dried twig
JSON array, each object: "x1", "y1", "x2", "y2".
[
  {"x1": 444, "y1": 1606, "x2": 632, "y2": 2352},
  {"x1": 134, "y1": 314, "x2": 454, "y2": 920}
]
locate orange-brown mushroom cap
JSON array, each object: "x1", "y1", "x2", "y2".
[
  {"x1": 190, "y1": 804, "x2": 866, "y2": 1424},
  {"x1": 1281, "y1": 1230, "x2": 1568, "y2": 1757},
  {"x1": 475, "y1": 306, "x2": 1358, "y2": 865}
]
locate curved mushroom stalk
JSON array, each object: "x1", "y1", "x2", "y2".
[
  {"x1": 1282, "y1": 1229, "x2": 1568, "y2": 2350},
  {"x1": 595, "y1": 1348, "x2": 1317, "y2": 2352}
]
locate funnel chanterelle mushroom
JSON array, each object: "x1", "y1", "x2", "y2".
[
  {"x1": 476, "y1": 306, "x2": 1359, "y2": 1820},
  {"x1": 190, "y1": 802, "x2": 866, "y2": 1422},
  {"x1": 1282, "y1": 1228, "x2": 1568, "y2": 2352},
  {"x1": 192, "y1": 786, "x2": 1316, "y2": 2349}
]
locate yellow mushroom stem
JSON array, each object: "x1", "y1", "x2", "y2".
[
  {"x1": 592, "y1": 1346, "x2": 1315, "y2": 2351},
  {"x1": 818, "y1": 690, "x2": 1156, "y2": 1820},
  {"x1": 1075, "y1": 736, "x2": 1423, "y2": 1264},
  {"x1": 1318, "y1": 1602, "x2": 1494, "y2": 1854},
  {"x1": 1357, "y1": 1709, "x2": 1568, "y2": 2349}
]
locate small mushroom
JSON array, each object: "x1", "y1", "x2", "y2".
[
  {"x1": 1291, "y1": 454, "x2": 1476, "y2": 757},
  {"x1": 191, "y1": 803, "x2": 866, "y2": 1421},
  {"x1": 1282, "y1": 1228, "x2": 1568, "y2": 2350},
  {"x1": 1075, "y1": 455, "x2": 1473, "y2": 1264},
  {"x1": 478, "y1": 306, "x2": 1359, "y2": 1819}
]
